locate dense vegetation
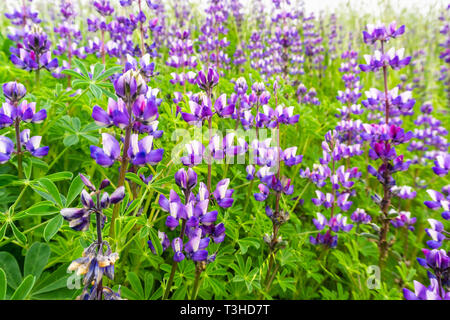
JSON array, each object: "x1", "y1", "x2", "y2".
[{"x1": 0, "y1": 0, "x2": 448, "y2": 300}]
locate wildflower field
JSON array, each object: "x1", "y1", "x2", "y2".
[{"x1": 0, "y1": 0, "x2": 448, "y2": 301}]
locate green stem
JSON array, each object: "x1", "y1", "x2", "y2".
[
  {"x1": 10, "y1": 185, "x2": 28, "y2": 214},
  {"x1": 47, "y1": 146, "x2": 70, "y2": 172},
  {"x1": 243, "y1": 179, "x2": 254, "y2": 212},
  {"x1": 163, "y1": 219, "x2": 187, "y2": 300},
  {"x1": 191, "y1": 263, "x2": 202, "y2": 300},
  {"x1": 109, "y1": 125, "x2": 132, "y2": 239},
  {"x1": 14, "y1": 118, "x2": 23, "y2": 179},
  {"x1": 207, "y1": 117, "x2": 212, "y2": 194}
]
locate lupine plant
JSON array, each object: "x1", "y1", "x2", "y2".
[
  {"x1": 359, "y1": 21, "x2": 414, "y2": 268},
  {"x1": 0, "y1": 0, "x2": 449, "y2": 302}
]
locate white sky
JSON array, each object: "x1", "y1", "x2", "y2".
[{"x1": 3, "y1": 0, "x2": 448, "y2": 17}]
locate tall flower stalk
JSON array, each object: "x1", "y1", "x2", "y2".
[
  {"x1": 359, "y1": 21, "x2": 413, "y2": 268},
  {"x1": 90, "y1": 69, "x2": 164, "y2": 238},
  {"x1": 0, "y1": 81, "x2": 48, "y2": 178},
  {"x1": 61, "y1": 174, "x2": 125, "y2": 300}
]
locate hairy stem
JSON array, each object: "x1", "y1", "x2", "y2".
[
  {"x1": 109, "y1": 125, "x2": 132, "y2": 239},
  {"x1": 378, "y1": 40, "x2": 392, "y2": 269},
  {"x1": 14, "y1": 118, "x2": 23, "y2": 179}
]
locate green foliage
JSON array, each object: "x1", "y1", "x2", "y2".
[{"x1": 0, "y1": 0, "x2": 448, "y2": 301}]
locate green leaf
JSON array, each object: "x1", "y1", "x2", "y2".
[
  {"x1": 0, "y1": 174, "x2": 17, "y2": 188},
  {"x1": 0, "y1": 224, "x2": 8, "y2": 241},
  {"x1": 99, "y1": 86, "x2": 117, "y2": 100},
  {"x1": 96, "y1": 66, "x2": 122, "y2": 80},
  {"x1": 144, "y1": 273, "x2": 153, "y2": 299},
  {"x1": 26, "y1": 201, "x2": 59, "y2": 216},
  {"x1": 32, "y1": 263, "x2": 71, "y2": 295},
  {"x1": 63, "y1": 134, "x2": 79, "y2": 147},
  {"x1": 66, "y1": 175, "x2": 85, "y2": 207},
  {"x1": 0, "y1": 268, "x2": 6, "y2": 300},
  {"x1": 24, "y1": 243, "x2": 50, "y2": 280},
  {"x1": 127, "y1": 272, "x2": 144, "y2": 299},
  {"x1": 10, "y1": 275, "x2": 35, "y2": 300},
  {"x1": 360, "y1": 233, "x2": 379, "y2": 240},
  {"x1": 172, "y1": 285, "x2": 187, "y2": 300},
  {"x1": 72, "y1": 79, "x2": 90, "y2": 89},
  {"x1": 0, "y1": 252, "x2": 22, "y2": 290},
  {"x1": 238, "y1": 237, "x2": 261, "y2": 254},
  {"x1": 120, "y1": 286, "x2": 140, "y2": 300},
  {"x1": 39, "y1": 178, "x2": 62, "y2": 207},
  {"x1": 149, "y1": 228, "x2": 163, "y2": 256},
  {"x1": 42, "y1": 171, "x2": 73, "y2": 182},
  {"x1": 30, "y1": 158, "x2": 49, "y2": 171},
  {"x1": 125, "y1": 172, "x2": 147, "y2": 187},
  {"x1": 61, "y1": 69, "x2": 85, "y2": 79},
  {"x1": 10, "y1": 222, "x2": 26, "y2": 245},
  {"x1": 92, "y1": 63, "x2": 105, "y2": 79},
  {"x1": 89, "y1": 84, "x2": 102, "y2": 99},
  {"x1": 23, "y1": 158, "x2": 32, "y2": 180},
  {"x1": 44, "y1": 215, "x2": 63, "y2": 242},
  {"x1": 72, "y1": 58, "x2": 89, "y2": 78},
  {"x1": 81, "y1": 122, "x2": 102, "y2": 132}
]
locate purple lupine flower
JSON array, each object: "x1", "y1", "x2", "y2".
[
  {"x1": 126, "y1": 54, "x2": 158, "y2": 80},
  {"x1": 0, "y1": 136, "x2": 14, "y2": 164},
  {"x1": 254, "y1": 183, "x2": 270, "y2": 201},
  {"x1": 180, "y1": 140, "x2": 205, "y2": 167},
  {"x1": 403, "y1": 279, "x2": 450, "y2": 300},
  {"x1": 159, "y1": 189, "x2": 185, "y2": 230},
  {"x1": 391, "y1": 185, "x2": 416, "y2": 199},
  {"x1": 90, "y1": 133, "x2": 121, "y2": 167},
  {"x1": 0, "y1": 100, "x2": 46, "y2": 127},
  {"x1": 391, "y1": 211, "x2": 416, "y2": 231},
  {"x1": 181, "y1": 97, "x2": 213, "y2": 125},
  {"x1": 61, "y1": 176, "x2": 124, "y2": 231},
  {"x1": 2, "y1": 81, "x2": 26, "y2": 103},
  {"x1": 425, "y1": 219, "x2": 447, "y2": 249},
  {"x1": 310, "y1": 230, "x2": 338, "y2": 248},
  {"x1": 362, "y1": 21, "x2": 405, "y2": 44},
  {"x1": 246, "y1": 165, "x2": 255, "y2": 180},
  {"x1": 114, "y1": 70, "x2": 148, "y2": 101},
  {"x1": 11, "y1": 25, "x2": 58, "y2": 72},
  {"x1": 20, "y1": 129, "x2": 49, "y2": 158},
  {"x1": 424, "y1": 189, "x2": 450, "y2": 220},
  {"x1": 184, "y1": 228, "x2": 209, "y2": 262},
  {"x1": 171, "y1": 238, "x2": 185, "y2": 262},
  {"x1": 196, "y1": 68, "x2": 219, "y2": 93},
  {"x1": 351, "y1": 208, "x2": 372, "y2": 224},
  {"x1": 174, "y1": 167, "x2": 197, "y2": 192},
  {"x1": 386, "y1": 47, "x2": 411, "y2": 70},
  {"x1": 433, "y1": 153, "x2": 450, "y2": 176},
  {"x1": 127, "y1": 134, "x2": 163, "y2": 166},
  {"x1": 282, "y1": 147, "x2": 303, "y2": 167},
  {"x1": 93, "y1": 0, "x2": 114, "y2": 16},
  {"x1": 212, "y1": 179, "x2": 234, "y2": 208}
]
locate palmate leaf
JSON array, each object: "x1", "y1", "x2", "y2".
[
  {"x1": 126, "y1": 272, "x2": 144, "y2": 299},
  {"x1": 72, "y1": 58, "x2": 90, "y2": 79},
  {"x1": 0, "y1": 268, "x2": 6, "y2": 300},
  {"x1": 38, "y1": 178, "x2": 63, "y2": 208},
  {"x1": 25, "y1": 201, "x2": 60, "y2": 216},
  {"x1": 61, "y1": 69, "x2": 87, "y2": 80},
  {"x1": 10, "y1": 222, "x2": 27, "y2": 245},
  {"x1": 24, "y1": 243, "x2": 50, "y2": 280},
  {"x1": 92, "y1": 63, "x2": 105, "y2": 79},
  {"x1": 10, "y1": 275, "x2": 35, "y2": 300},
  {"x1": 96, "y1": 66, "x2": 122, "y2": 81},
  {"x1": 44, "y1": 215, "x2": 63, "y2": 242},
  {"x1": 65, "y1": 175, "x2": 85, "y2": 207},
  {"x1": 0, "y1": 252, "x2": 22, "y2": 290}
]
